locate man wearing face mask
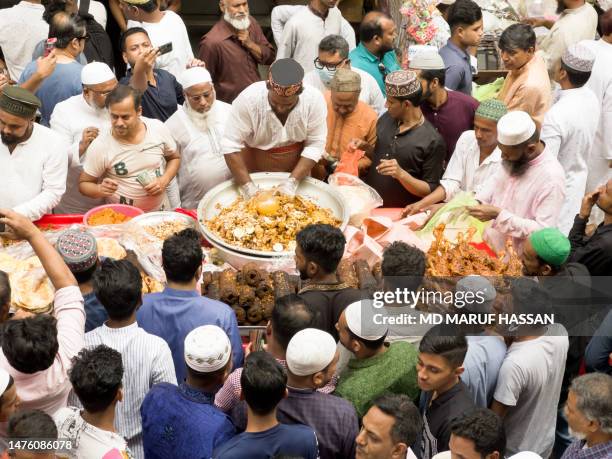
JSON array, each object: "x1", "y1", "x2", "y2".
[
  {"x1": 50, "y1": 62, "x2": 117, "y2": 214},
  {"x1": 199, "y1": 0, "x2": 275, "y2": 104},
  {"x1": 467, "y1": 111, "x2": 565, "y2": 255},
  {"x1": 0, "y1": 86, "x2": 68, "y2": 221},
  {"x1": 165, "y1": 67, "x2": 232, "y2": 210},
  {"x1": 221, "y1": 58, "x2": 327, "y2": 199},
  {"x1": 303, "y1": 35, "x2": 385, "y2": 115}
]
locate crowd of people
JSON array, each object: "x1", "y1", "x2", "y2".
[{"x1": 0, "y1": 0, "x2": 611, "y2": 457}]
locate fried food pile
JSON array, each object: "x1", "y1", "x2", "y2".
[
  {"x1": 88, "y1": 208, "x2": 132, "y2": 226},
  {"x1": 426, "y1": 224, "x2": 522, "y2": 276},
  {"x1": 205, "y1": 193, "x2": 341, "y2": 252},
  {"x1": 202, "y1": 263, "x2": 300, "y2": 325},
  {"x1": 144, "y1": 220, "x2": 191, "y2": 240}
]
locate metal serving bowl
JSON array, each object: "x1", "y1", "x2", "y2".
[
  {"x1": 197, "y1": 172, "x2": 349, "y2": 259},
  {"x1": 129, "y1": 211, "x2": 198, "y2": 235}
]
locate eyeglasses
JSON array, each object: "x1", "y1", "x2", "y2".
[
  {"x1": 313, "y1": 57, "x2": 347, "y2": 71},
  {"x1": 89, "y1": 88, "x2": 114, "y2": 96}
]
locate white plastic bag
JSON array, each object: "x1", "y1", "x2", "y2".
[{"x1": 328, "y1": 173, "x2": 384, "y2": 226}]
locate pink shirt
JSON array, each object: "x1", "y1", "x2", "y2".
[
  {"x1": 0, "y1": 286, "x2": 85, "y2": 415},
  {"x1": 476, "y1": 148, "x2": 565, "y2": 254}
]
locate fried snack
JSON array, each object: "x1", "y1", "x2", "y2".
[
  {"x1": 12, "y1": 269, "x2": 54, "y2": 312},
  {"x1": 219, "y1": 270, "x2": 239, "y2": 305},
  {"x1": 88, "y1": 208, "x2": 132, "y2": 226},
  {"x1": 255, "y1": 275, "x2": 273, "y2": 299},
  {"x1": 238, "y1": 284, "x2": 256, "y2": 309},
  {"x1": 354, "y1": 259, "x2": 377, "y2": 290},
  {"x1": 144, "y1": 220, "x2": 191, "y2": 240},
  {"x1": 247, "y1": 305, "x2": 263, "y2": 324},
  {"x1": 202, "y1": 272, "x2": 213, "y2": 291},
  {"x1": 426, "y1": 224, "x2": 522, "y2": 277},
  {"x1": 261, "y1": 294, "x2": 274, "y2": 320},
  {"x1": 372, "y1": 262, "x2": 383, "y2": 284},
  {"x1": 288, "y1": 274, "x2": 301, "y2": 293},
  {"x1": 337, "y1": 259, "x2": 359, "y2": 289},
  {"x1": 272, "y1": 271, "x2": 292, "y2": 299},
  {"x1": 142, "y1": 274, "x2": 164, "y2": 294},
  {"x1": 205, "y1": 281, "x2": 221, "y2": 300},
  {"x1": 232, "y1": 306, "x2": 246, "y2": 324},
  {"x1": 205, "y1": 193, "x2": 341, "y2": 252},
  {"x1": 96, "y1": 238, "x2": 127, "y2": 260},
  {"x1": 243, "y1": 262, "x2": 263, "y2": 287}
]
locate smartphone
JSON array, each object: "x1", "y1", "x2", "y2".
[
  {"x1": 0, "y1": 213, "x2": 5, "y2": 233},
  {"x1": 157, "y1": 42, "x2": 173, "y2": 56},
  {"x1": 44, "y1": 38, "x2": 57, "y2": 57}
]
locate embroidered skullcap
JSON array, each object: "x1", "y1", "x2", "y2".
[
  {"x1": 81, "y1": 62, "x2": 116, "y2": 85},
  {"x1": 286, "y1": 328, "x2": 337, "y2": 376},
  {"x1": 410, "y1": 51, "x2": 445, "y2": 70},
  {"x1": 497, "y1": 111, "x2": 536, "y2": 146},
  {"x1": 0, "y1": 368, "x2": 10, "y2": 396},
  {"x1": 455, "y1": 275, "x2": 497, "y2": 313},
  {"x1": 385, "y1": 70, "x2": 421, "y2": 98},
  {"x1": 268, "y1": 58, "x2": 304, "y2": 97},
  {"x1": 184, "y1": 325, "x2": 232, "y2": 373},
  {"x1": 529, "y1": 228, "x2": 570, "y2": 267},
  {"x1": 0, "y1": 86, "x2": 40, "y2": 118},
  {"x1": 561, "y1": 43, "x2": 595, "y2": 73},
  {"x1": 344, "y1": 301, "x2": 388, "y2": 341},
  {"x1": 56, "y1": 229, "x2": 98, "y2": 273},
  {"x1": 180, "y1": 67, "x2": 213, "y2": 89},
  {"x1": 330, "y1": 68, "x2": 361, "y2": 92},
  {"x1": 475, "y1": 99, "x2": 508, "y2": 122}
]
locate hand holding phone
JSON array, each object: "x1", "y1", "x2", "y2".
[
  {"x1": 157, "y1": 42, "x2": 173, "y2": 56},
  {"x1": 44, "y1": 38, "x2": 57, "y2": 57}
]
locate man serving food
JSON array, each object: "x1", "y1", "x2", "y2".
[{"x1": 220, "y1": 58, "x2": 327, "y2": 199}]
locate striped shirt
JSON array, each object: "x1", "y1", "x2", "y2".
[{"x1": 72, "y1": 322, "x2": 177, "y2": 459}]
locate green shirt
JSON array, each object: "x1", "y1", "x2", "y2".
[
  {"x1": 349, "y1": 42, "x2": 401, "y2": 96},
  {"x1": 335, "y1": 341, "x2": 419, "y2": 418}
]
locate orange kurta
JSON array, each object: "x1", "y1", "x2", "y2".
[
  {"x1": 497, "y1": 55, "x2": 552, "y2": 129},
  {"x1": 325, "y1": 92, "x2": 378, "y2": 160}
]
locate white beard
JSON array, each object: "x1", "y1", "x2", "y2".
[
  {"x1": 184, "y1": 102, "x2": 217, "y2": 133},
  {"x1": 224, "y1": 11, "x2": 250, "y2": 31},
  {"x1": 568, "y1": 427, "x2": 587, "y2": 441}
]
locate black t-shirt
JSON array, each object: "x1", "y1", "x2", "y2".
[
  {"x1": 298, "y1": 283, "x2": 367, "y2": 340},
  {"x1": 365, "y1": 113, "x2": 446, "y2": 207},
  {"x1": 418, "y1": 381, "x2": 475, "y2": 458},
  {"x1": 120, "y1": 69, "x2": 184, "y2": 122}
]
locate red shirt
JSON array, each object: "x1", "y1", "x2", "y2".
[
  {"x1": 421, "y1": 89, "x2": 479, "y2": 162},
  {"x1": 198, "y1": 17, "x2": 275, "y2": 103}
]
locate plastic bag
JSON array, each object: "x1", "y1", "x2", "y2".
[
  {"x1": 473, "y1": 77, "x2": 505, "y2": 102},
  {"x1": 335, "y1": 146, "x2": 365, "y2": 177},
  {"x1": 328, "y1": 172, "x2": 384, "y2": 226},
  {"x1": 417, "y1": 191, "x2": 490, "y2": 242}
]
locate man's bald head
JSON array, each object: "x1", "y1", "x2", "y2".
[
  {"x1": 360, "y1": 11, "x2": 392, "y2": 42},
  {"x1": 359, "y1": 11, "x2": 397, "y2": 55}
]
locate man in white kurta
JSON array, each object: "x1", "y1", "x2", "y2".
[
  {"x1": 0, "y1": 86, "x2": 67, "y2": 221},
  {"x1": 402, "y1": 99, "x2": 506, "y2": 216},
  {"x1": 468, "y1": 111, "x2": 566, "y2": 255},
  {"x1": 165, "y1": 68, "x2": 232, "y2": 209},
  {"x1": 50, "y1": 62, "x2": 117, "y2": 214},
  {"x1": 580, "y1": 31, "x2": 612, "y2": 224},
  {"x1": 541, "y1": 44, "x2": 600, "y2": 235},
  {"x1": 530, "y1": 0, "x2": 598, "y2": 74},
  {"x1": 221, "y1": 59, "x2": 327, "y2": 198},
  {"x1": 276, "y1": 1, "x2": 355, "y2": 74},
  {"x1": 303, "y1": 35, "x2": 385, "y2": 115}
]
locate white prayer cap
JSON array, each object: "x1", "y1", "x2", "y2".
[
  {"x1": 286, "y1": 328, "x2": 337, "y2": 376},
  {"x1": 184, "y1": 325, "x2": 231, "y2": 373},
  {"x1": 0, "y1": 368, "x2": 10, "y2": 395},
  {"x1": 410, "y1": 50, "x2": 445, "y2": 70},
  {"x1": 344, "y1": 301, "x2": 388, "y2": 341},
  {"x1": 81, "y1": 62, "x2": 116, "y2": 85},
  {"x1": 507, "y1": 453, "x2": 543, "y2": 459},
  {"x1": 432, "y1": 452, "x2": 451, "y2": 459},
  {"x1": 455, "y1": 275, "x2": 496, "y2": 313},
  {"x1": 562, "y1": 43, "x2": 595, "y2": 73},
  {"x1": 437, "y1": 0, "x2": 455, "y2": 5},
  {"x1": 497, "y1": 111, "x2": 536, "y2": 146},
  {"x1": 180, "y1": 67, "x2": 213, "y2": 89}
]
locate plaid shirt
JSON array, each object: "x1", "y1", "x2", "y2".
[
  {"x1": 214, "y1": 358, "x2": 337, "y2": 412},
  {"x1": 561, "y1": 439, "x2": 612, "y2": 459}
]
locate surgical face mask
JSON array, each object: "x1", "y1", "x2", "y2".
[{"x1": 317, "y1": 67, "x2": 336, "y2": 87}]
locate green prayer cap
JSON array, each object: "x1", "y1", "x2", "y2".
[
  {"x1": 0, "y1": 85, "x2": 41, "y2": 119},
  {"x1": 529, "y1": 228, "x2": 570, "y2": 267},
  {"x1": 475, "y1": 99, "x2": 507, "y2": 122}
]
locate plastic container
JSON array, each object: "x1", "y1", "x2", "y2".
[{"x1": 83, "y1": 204, "x2": 144, "y2": 226}]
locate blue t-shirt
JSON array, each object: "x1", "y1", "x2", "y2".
[
  {"x1": 349, "y1": 42, "x2": 400, "y2": 96},
  {"x1": 461, "y1": 334, "x2": 507, "y2": 408},
  {"x1": 439, "y1": 40, "x2": 473, "y2": 95},
  {"x1": 213, "y1": 423, "x2": 319, "y2": 459},
  {"x1": 83, "y1": 291, "x2": 108, "y2": 333},
  {"x1": 19, "y1": 60, "x2": 83, "y2": 126}
]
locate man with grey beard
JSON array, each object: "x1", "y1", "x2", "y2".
[
  {"x1": 198, "y1": 0, "x2": 275, "y2": 104},
  {"x1": 165, "y1": 67, "x2": 232, "y2": 209},
  {"x1": 466, "y1": 110, "x2": 565, "y2": 256}
]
